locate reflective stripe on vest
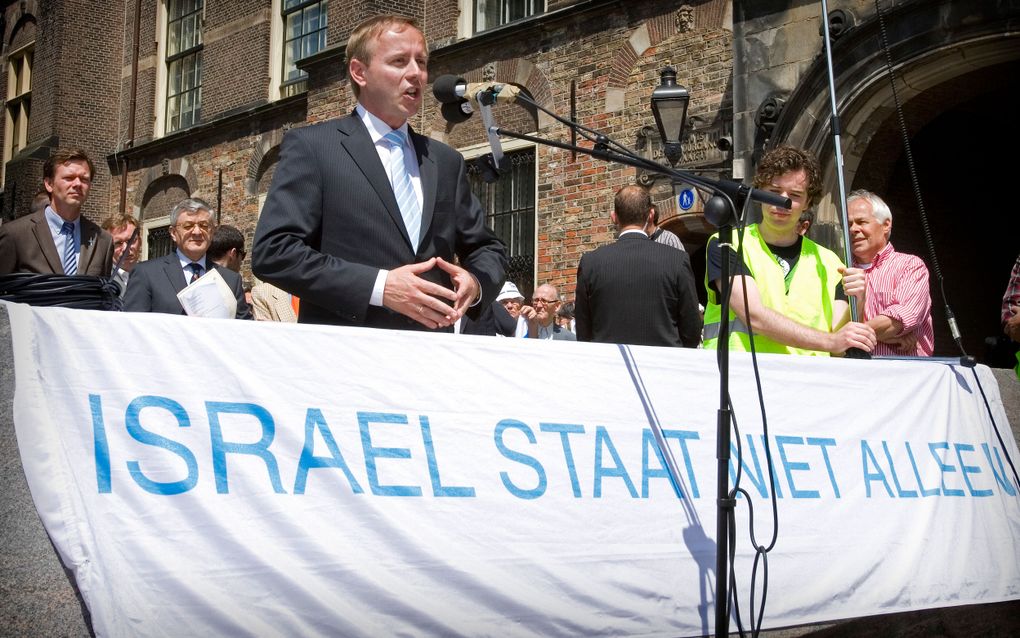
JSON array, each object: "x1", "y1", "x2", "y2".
[{"x1": 702, "y1": 316, "x2": 749, "y2": 341}]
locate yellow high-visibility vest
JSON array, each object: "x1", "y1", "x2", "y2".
[{"x1": 703, "y1": 224, "x2": 844, "y2": 356}]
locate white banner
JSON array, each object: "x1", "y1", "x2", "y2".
[{"x1": 6, "y1": 302, "x2": 1020, "y2": 637}]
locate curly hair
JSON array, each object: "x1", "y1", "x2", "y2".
[{"x1": 753, "y1": 146, "x2": 822, "y2": 209}]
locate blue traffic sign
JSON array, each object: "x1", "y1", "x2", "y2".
[{"x1": 678, "y1": 188, "x2": 696, "y2": 211}]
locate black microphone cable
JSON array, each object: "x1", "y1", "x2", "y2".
[
  {"x1": 0, "y1": 223, "x2": 139, "y2": 310},
  {"x1": 714, "y1": 191, "x2": 782, "y2": 638},
  {"x1": 873, "y1": 0, "x2": 1016, "y2": 489}
]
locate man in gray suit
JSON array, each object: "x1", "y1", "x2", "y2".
[
  {"x1": 574, "y1": 185, "x2": 702, "y2": 347},
  {"x1": 252, "y1": 14, "x2": 506, "y2": 332},
  {"x1": 0, "y1": 148, "x2": 113, "y2": 277},
  {"x1": 124, "y1": 198, "x2": 250, "y2": 319}
]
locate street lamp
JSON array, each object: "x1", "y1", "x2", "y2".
[{"x1": 650, "y1": 66, "x2": 690, "y2": 166}]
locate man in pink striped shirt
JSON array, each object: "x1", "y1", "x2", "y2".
[
  {"x1": 1001, "y1": 255, "x2": 1020, "y2": 343},
  {"x1": 840, "y1": 190, "x2": 934, "y2": 356}
]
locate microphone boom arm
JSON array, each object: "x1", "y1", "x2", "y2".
[{"x1": 490, "y1": 126, "x2": 791, "y2": 213}]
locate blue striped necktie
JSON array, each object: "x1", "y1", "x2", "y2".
[
  {"x1": 382, "y1": 130, "x2": 421, "y2": 250},
  {"x1": 60, "y1": 222, "x2": 77, "y2": 275},
  {"x1": 188, "y1": 262, "x2": 203, "y2": 283}
]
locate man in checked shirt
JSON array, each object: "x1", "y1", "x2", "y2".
[{"x1": 840, "y1": 190, "x2": 934, "y2": 356}]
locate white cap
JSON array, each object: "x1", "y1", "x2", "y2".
[{"x1": 496, "y1": 281, "x2": 524, "y2": 302}]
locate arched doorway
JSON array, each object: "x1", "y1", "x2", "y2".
[{"x1": 853, "y1": 59, "x2": 1020, "y2": 361}]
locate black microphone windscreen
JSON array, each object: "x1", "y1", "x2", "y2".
[
  {"x1": 441, "y1": 100, "x2": 473, "y2": 124},
  {"x1": 433, "y1": 75, "x2": 466, "y2": 103}
]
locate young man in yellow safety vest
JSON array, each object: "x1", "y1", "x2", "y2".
[{"x1": 703, "y1": 146, "x2": 877, "y2": 356}]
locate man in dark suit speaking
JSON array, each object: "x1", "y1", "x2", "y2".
[
  {"x1": 124, "y1": 198, "x2": 250, "y2": 319},
  {"x1": 252, "y1": 15, "x2": 506, "y2": 331},
  {"x1": 574, "y1": 185, "x2": 702, "y2": 348}
]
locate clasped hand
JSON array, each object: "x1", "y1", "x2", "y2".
[{"x1": 383, "y1": 257, "x2": 480, "y2": 329}]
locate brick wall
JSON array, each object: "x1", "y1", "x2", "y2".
[
  {"x1": 429, "y1": 0, "x2": 732, "y2": 294},
  {"x1": 0, "y1": 0, "x2": 123, "y2": 224},
  {"x1": 202, "y1": 1, "x2": 271, "y2": 120},
  {"x1": 119, "y1": 0, "x2": 160, "y2": 147}
]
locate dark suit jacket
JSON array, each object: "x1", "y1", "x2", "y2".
[
  {"x1": 460, "y1": 300, "x2": 517, "y2": 337},
  {"x1": 251, "y1": 112, "x2": 507, "y2": 330},
  {"x1": 123, "y1": 252, "x2": 251, "y2": 319},
  {"x1": 574, "y1": 233, "x2": 702, "y2": 347},
  {"x1": 0, "y1": 209, "x2": 113, "y2": 276}
]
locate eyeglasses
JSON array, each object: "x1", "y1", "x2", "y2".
[
  {"x1": 531, "y1": 298, "x2": 559, "y2": 306},
  {"x1": 175, "y1": 221, "x2": 212, "y2": 233}
]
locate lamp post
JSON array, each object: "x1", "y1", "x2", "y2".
[
  {"x1": 650, "y1": 66, "x2": 690, "y2": 166},
  {"x1": 653, "y1": 66, "x2": 733, "y2": 638}
]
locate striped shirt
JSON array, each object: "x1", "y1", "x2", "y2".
[
  {"x1": 1001, "y1": 255, "x2": 1020, "y2": 328},
  {"x1": 854, "y1": 243, "x2": 934, "y2": 356}
]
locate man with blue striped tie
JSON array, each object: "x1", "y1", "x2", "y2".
[
  {"x1": 0, "y1": 148, "x2": 114, "y2": 277},
  {"x1": 253, "y1": 15, "x2": 506, "y2": 332}
]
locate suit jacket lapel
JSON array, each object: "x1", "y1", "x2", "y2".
[
  {"x1": 78, "y1": 220, "x2": 101, "y2": 275},
  {"x1": 30, "y1": 211, "x2": 64, "y2": 274},
  {"x1": 161, "y1": 253, "x2": 187, "y2": 295},
  {"x1": 337, "y1": 115, "x2": 413, "y2": 250},
  {"x1": 410, "y1": 127, "x2": 436, "y2": 256}
]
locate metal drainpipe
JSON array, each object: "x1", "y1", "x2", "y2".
[
  {"x1": 216, "y1": 169, "x2": 222, "y2": 224},
  {"x1": 119, "y1": 0, "x2": 143, "y2": 214}
]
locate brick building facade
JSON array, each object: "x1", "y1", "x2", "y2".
[
  {"x1": 1, "y1": 0, "x2": 1017, "y2": 360},
  {"x1": 0, "y1": 0, "x2": 735, "y2": 306}
]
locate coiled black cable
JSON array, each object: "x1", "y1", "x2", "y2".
[{"x1": 0, "y1": 273, "x2": 123, "y2": 311}]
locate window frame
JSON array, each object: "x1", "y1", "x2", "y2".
[
  {"x1": 279, "y1": 0, "x2": 328, "y2": 98},
  {"x1": 471, "y1": 0, "x2": 546, "y2": 35},
  {"x1": 163, "y1": 0, "x2": 204, "y2": 134},
  {"x1": 3, "y1": 41, "x2": 34, "y2": 185},
  {"x1": 463, "y1": 139, "x2": 538, "y2": 292},
  {"x1": 142, "y1": 215, "x2": 173, "y2": 261}
]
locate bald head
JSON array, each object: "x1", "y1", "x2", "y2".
[{"x1": 613, "y1": 185, "x2": 653, "y2": 229}]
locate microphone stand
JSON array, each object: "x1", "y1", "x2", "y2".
[
  {"x1": 819, "y1": 0, "x2": 869, "y2": 360},
  {"x1": 714, "y1": 214, "x2": 736, "y2": 638},
  {"x1": 470, "y1": 90, "x2": 787, "y2": 637}
]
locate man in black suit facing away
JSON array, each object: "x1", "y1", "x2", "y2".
[
  {"x1": 252, "y1": 15, "x2": 506, "y2": 331},
  {"x1": 124, "y1": 198, "x2": 251, "y2": 319},
  {"x1": 574, "y1": 185, "x2": 702, "y2": 347}
]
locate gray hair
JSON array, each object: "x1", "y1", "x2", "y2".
[
  {"x1": 847, "y1": 189, "x2": 892, "y2": 225},
  {"x1": 170, "y1": 197, "x2": 214, "y2": 226}
]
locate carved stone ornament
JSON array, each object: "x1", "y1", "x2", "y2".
[
  {"x1": 482, "y1": 62, "x2": 497, "y2": 83},
  {"x1": 676, "y1": 5, "x2": 695, "y2": 33}
]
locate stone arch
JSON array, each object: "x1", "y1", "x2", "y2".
[
  {"x1": 428, "y1": 57, "x2": 555, "y2": 138},
  {"x1": 244, "y1": 129, "x2": 286, "y2": 196},
  {"x1": 133, "y1": 157, "x2": 199, "y2": 214},
  {"x1": 771, "y1": 0, "x2": 1020, "y2": 233},
  {"x1": 7, "y1": 4, "x2": 39, "y2": 50},
  {"x1": 139, "y1": 174, "x2": 190, "y2": 221},
  {"x1": 604, "y1": 0, "x2": 730, "y2": 112}
]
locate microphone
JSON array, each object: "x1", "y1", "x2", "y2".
[
  {"x1": 432, "y1": 75, "x2": 517, "y2": 181},
  {"x1": 432, "y1": 75, "x2": 522, "y2": 123}
]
